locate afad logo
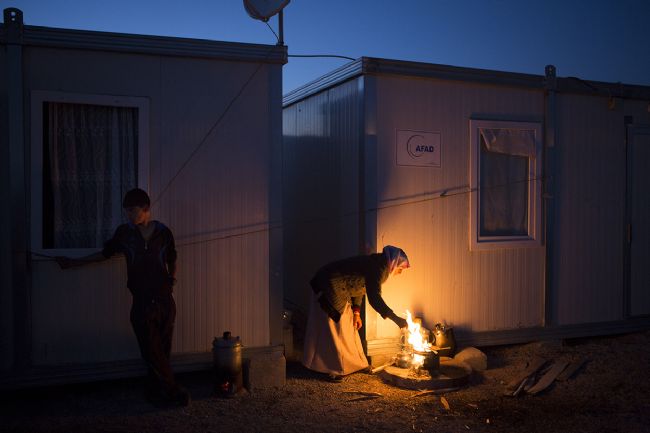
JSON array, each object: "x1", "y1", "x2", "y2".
[{"x1": 406, "y1": 134, "x2": 436, "y2": 158}]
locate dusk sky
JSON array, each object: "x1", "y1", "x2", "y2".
[{"x1": 3, "y1": 0, "x2": 650, "y2": 93}]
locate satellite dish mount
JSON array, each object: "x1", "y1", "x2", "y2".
[{"x1": 243, "y1": 0, "x2": 289, "y2": 45}]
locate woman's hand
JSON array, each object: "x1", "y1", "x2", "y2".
[
  {"x1": 389, "y1": 312, "x2": 408, "y2": 329},
  {"x1": 353, "y1": 312, "x2": 363, "y2": 330}
]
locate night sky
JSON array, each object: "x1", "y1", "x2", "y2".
[{"x1": 4, "y1": 0, "x2": 650, "y2": 94}]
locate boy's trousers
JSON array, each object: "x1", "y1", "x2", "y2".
[{"x1": 130, "y1": 295, "x2": 177, "y2": 394}]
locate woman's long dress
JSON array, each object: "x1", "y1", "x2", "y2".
[{"x1": 302, "y1": 294, "x2": 369, "y2": 375}]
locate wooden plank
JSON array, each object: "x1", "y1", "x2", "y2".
[
  {"x1": 342, "y1": 391, "x2": 383, "y2": 397},
  {"x1": 506, "y1": 356, "x2": 548, "y2": 392},
  {"x1": 556, "y1": 359, "x2": 587, "y2": 381},
  {"x1": 410, "y1": 387, "x2": 461, "y2": 397},
  {"x1": 512, "y1": 375, "x2": 536, "y2": 397},
  {"x1": 526, "y1": 360, "x2": 569, "y2": 395},
  {"x1": 348, "y1": 395, "x2": 382, "y2": 402},
  {"x1": 370, "y1": 361, "x2": 394, "y2": 374}
]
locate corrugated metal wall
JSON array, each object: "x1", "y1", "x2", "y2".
[
  {"x1": 0, "y1": 46, "x2": 13, "y2": 370},
  {"x1": 551, "y1": 94, "x2": 626, "y2": 325},
  {"x1": 31, "y1": 261, "x2": 135, "y2": 363},
  {"x1": 152, "y1": 55, "x2": 273, "y2": 353},
  {"x1": 282, "y1": 60, "x2": 650, "y2": 354},
  {"x1": 282, "y1": 78, "x2": 363, "y2": 317},
  {"x1": 26, "y1": 46, "x2": 279, "y2": 364},
  {"x1": 367, "y1": 76, "x2": 546, "y2": 342},
  {"x1": 629, "y1": 125, "x2": 650, "y2": 316}
]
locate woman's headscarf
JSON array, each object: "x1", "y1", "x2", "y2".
[{"x1": 382, "y1": 245, "x2": 410, "y2": 274}]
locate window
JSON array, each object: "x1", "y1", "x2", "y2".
[
  {"x1": 469, "y1": 119, "x2": 542, "y2": 250},
  {"x1": 31, "y1": 91, "x2": 149, "y2": 255}
]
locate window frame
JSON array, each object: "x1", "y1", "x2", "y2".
[
  {"x1": 30, "y1": 90, "x2": 150, "y2": 257},
  {"x1": 469, "y1": 119, "x2": 543, "y2": 251}
]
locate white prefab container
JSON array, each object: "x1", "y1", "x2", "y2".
[
  {"x1": 0, "y1": 9, "x2": 285, "y2": 385},
  {"x1": 283, "y1": 57, "x2": 650, "y2": 363}
]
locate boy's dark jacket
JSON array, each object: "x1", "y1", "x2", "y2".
[{"x1": 102, "y1": 220, "x2": 177, "y2": 301}]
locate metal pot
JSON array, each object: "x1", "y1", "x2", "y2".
[
  {"x1": 415, "y1": 350, "x2": 440, "y2": 374},
  {"x1": 396, "y1": 349, "x2": 412, "y2": 369}
]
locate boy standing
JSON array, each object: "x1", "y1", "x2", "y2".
[{"x1": 57, "y1": 188, "x2": 190, "y2": 406}]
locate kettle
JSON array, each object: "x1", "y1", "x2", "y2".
[{"x1": 432, "y1": 323, "x2": 456, "y2": 357}]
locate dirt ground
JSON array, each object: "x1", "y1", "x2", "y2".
[{"x1": 1, "y1": 330, "x2": 649, "y2": 433}]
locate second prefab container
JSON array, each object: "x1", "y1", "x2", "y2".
[{"x1": 282, "y1": 57, "x2": 650, "y2": 363}]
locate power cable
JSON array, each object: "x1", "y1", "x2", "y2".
[
  {"x1": 288, "y1": 54, "x2": 355, "y2": 61},
  {"x1": 172, "y1": 174, "x2": 548, "y2": 249},
  {"x1": 151, "y1": 16, "x2": 287, "y2": 207},
  {"x1": 29, "y1": 17, "x2": 545, "y2": 257},
  {"x1": 29, "y1": 174, "x2": 548, "y2": 259},
  {"x1": 265, "y1": 21, "x2": 279, "y2": 42},
  {"x1": 151, "y1": 43, "x2": 279, "y2": 207}
]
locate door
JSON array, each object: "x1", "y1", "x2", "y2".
[{"x1": 628, "y1": 125, "x2": 650, "y2": 316}]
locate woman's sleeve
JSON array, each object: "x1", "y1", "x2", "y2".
[
  {"x1": 351, "y1": 296, "x2": 363, "y2": 312},
  {"x1": 365, "y1": 275, "x2": 393, "y2": 319}
]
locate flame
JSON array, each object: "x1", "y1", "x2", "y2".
[
  {"x1": 405, "y1": 310, "x2": 431, "y2": 352},
  {"x1": 405, "y1": 310, "x2": 431, "y2": 369}
]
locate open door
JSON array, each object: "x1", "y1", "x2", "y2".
[{"x1": 627, "y1": 125, "x2": 650, "y2": 317}]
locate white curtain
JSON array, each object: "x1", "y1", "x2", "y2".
[
  {"x1": 479, "y1": 133, "x2": 529, "y2": 237},
  {"x1": 45, "y1": 102, "x2": 138, "y2": 248},
  {"x1": 480, "y1": 128, "x2": 536, "y2": 157}
]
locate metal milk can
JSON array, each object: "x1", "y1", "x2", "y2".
[{"x1": 213, "y1": 331, "x2": 243, "y2": 397}]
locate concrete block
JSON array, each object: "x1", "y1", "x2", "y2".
[
  {"x1": 369, "y1": 353, "x2": 393, "y2": 368},
  {"x1": 244, "y1": 351, "x2": 286, "y2": 391},
  {"x1": 282, "y1": 326, "x2": 294, "y2": 360},
  {"x1": 453, "y1": 347, "x2": 487, "y2": 371}
]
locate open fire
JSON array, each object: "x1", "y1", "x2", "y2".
[
  {"x1": 378, "y1": 312, "x2": 469, "y2": 390},
  {"x1": 405, "y1": 310, "x2": 433, "y2": 369},
  {"x1": 394, "y1": 310, "x2": 440, "y2": 375}
]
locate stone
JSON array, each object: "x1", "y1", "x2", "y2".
[
  {"x1": 454, "y1": 347, "x2": 487, "y2": 371},
  {"x1": 243, "y1": 351, "x2": 286, "y2": 391}
]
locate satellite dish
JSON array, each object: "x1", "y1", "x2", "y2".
[{"x1": 243, "y1": 0, "x2": 290, "y2": 22}]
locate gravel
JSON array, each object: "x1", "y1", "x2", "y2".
[{"x1": 1, "y1": 330, "x2": 649, "y2": 433}]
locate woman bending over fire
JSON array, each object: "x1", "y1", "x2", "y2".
[{"x1": 302, "y1": 245, "x2": 410, "y2": 382}]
